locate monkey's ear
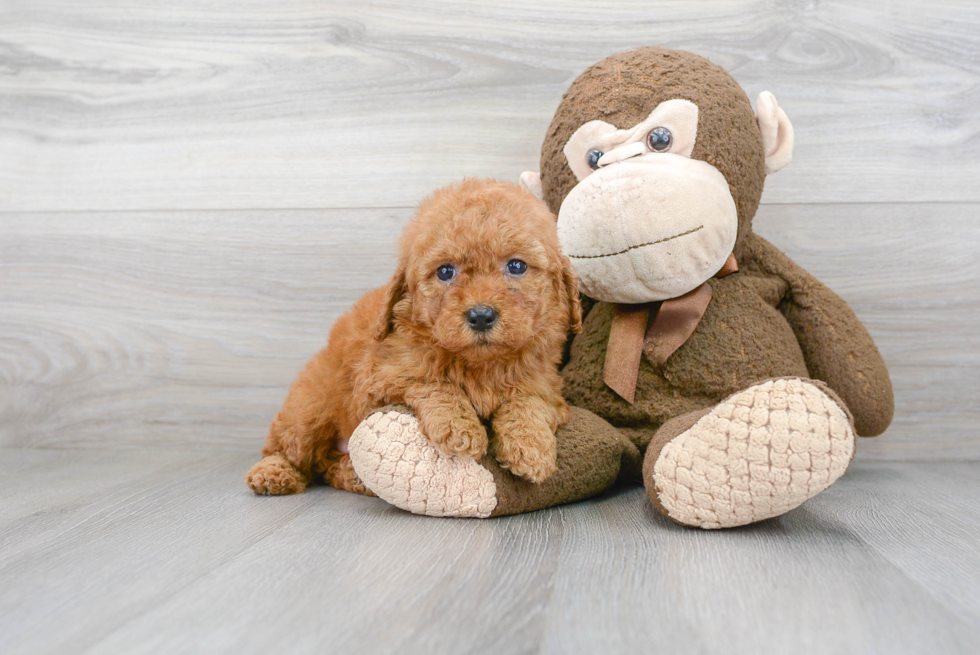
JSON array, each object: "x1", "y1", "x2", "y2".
[
  {"x1": 560, "y1": 254, "x2": 584, "y2": 334},
  {"x1": 519, "y1": 171, "x2": 545, "y2": 201},
  {"x1": 375, "y1": 267, "x2": 408, "y2": 340},
  {"x1": 755, "y1": 91, "x2": 795, "y2": 175}
]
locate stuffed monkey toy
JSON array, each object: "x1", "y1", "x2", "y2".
[{"x1": 347, "y1": 47, "x2": 894, "y2": 528}]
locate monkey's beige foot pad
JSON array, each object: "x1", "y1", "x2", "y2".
[
  {"x1": 650, "y1": 378, "x2": 855, "y2": 529},
  {"x1": 348, "y1": 410, "x2": 498, "y2": 518}
]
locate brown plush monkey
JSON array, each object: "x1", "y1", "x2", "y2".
[{"x1": 347, "y1": 47, "x2": 894, "y2": 528}]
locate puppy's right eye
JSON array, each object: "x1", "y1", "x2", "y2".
[
  {"x1": 436, "y1": 264, "x2": 456, "y2": 282},
  {"x1": 586, "y1": 149, "x2": 603, "y2": 170}
]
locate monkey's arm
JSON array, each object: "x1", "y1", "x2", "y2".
[{"x1": 742, "y1": 233, "x2": 894, "y2": 436}]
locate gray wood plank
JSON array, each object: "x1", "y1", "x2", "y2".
[
  {"x1": 0, "y1": 450, "x2": 976, "y2": 654},
  {"x1": 803, "y1": 461, "x2": 980, "y2": 628},
  {"x1": 0, "y1": 449, "x2": 198, "y2": 526},
  {"x1": 539, "y1": 473, "x2": 980, "y2": 654},
  {"x1": 0, "y1": 449, "x2": 319, "y2": 654},
  {"x1": 0, "y1": 208, "x2": 407, "y2": 450},
  {"x1": 2, "y1": 203, "x2": 977, "y2": 458},
  {"x1": 1, "y1": 1, "x2": 978, "y2": 211}
]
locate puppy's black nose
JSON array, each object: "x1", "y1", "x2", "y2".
[{"x1": 466, "y1": 305, "x2": 498, "y2": 332}]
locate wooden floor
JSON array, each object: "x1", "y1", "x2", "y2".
[
  {"x1": 3, "y1": 1, "x2": 979, "y2": 459},
  {"x1": 0, "y1": 449, "x2": 978, "y2": 654}
]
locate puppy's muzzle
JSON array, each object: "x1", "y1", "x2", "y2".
[{"x1": 465, "y1": 305, "x2": 498, "y2": 332}]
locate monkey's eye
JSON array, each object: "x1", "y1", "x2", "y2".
[
  {"x1": 646, "y1": 127, "x2": 672, "y2": 152},
  {"x1": 586, "y1": 149, "x2": 603, "y2": 170},
  {"x1": 436, "y1": 264, "x2": 456, "y2": 281},
  {"x1": 506, "y1": 259, "x2": 528, "y2": 276}
]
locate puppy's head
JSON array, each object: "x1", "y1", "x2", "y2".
[{"x1": 377, "y1": 179, "x2": 582, "y2": 361}]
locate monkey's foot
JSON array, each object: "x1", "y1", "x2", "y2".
[
  {"x1": 348, "y1": 408, "x2": 498, "y2": 517},
  {"x1": 643, "y1": 378, "x2": 855, "y2": 529}
]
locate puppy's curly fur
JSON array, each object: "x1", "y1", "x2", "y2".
[{"x1": 246, "y1": 179, "x2": 582, "y2": 495}]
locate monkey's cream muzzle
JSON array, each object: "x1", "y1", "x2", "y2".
[{"x1": 557, "y1": 153, "x2": 737, "y2": 304}]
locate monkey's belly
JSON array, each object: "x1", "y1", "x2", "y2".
[{"x1": 561, "y1": 278, "x2": 809, "y2": 431}]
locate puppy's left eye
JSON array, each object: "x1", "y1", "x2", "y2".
[
  {"x1": 436, "y1": 264, "x2": 456, "y2": 281},
  {"x1": 506, "y1": 259, "x2": 528, "y2": 276}
]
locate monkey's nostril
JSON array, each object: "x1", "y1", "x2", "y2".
[{"x1": 465, "y1": 305, "x2": 498, "y2": 332}]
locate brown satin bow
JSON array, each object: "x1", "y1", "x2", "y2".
[{"x1": 603, "y1": 253, "x2": 739, "y2": 403}]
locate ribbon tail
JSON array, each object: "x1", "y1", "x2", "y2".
[{"x1": 603, "y1": 304, "x2": 653, "y2": 404}]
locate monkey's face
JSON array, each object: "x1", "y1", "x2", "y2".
[
  {"x1": 556, "y1": 99, "x2": 737, "y2": 304},
  {"x1": 531, "y1": 48, "x2": 793, "y2": 306}
]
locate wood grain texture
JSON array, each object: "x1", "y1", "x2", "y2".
[
  {"x1": 0, "y1": 208, "x2": 406, "y2": 450},
  {"x1": 0, "y1": 450, "x2": 977, "y2": 654},
  {"x1": 2, "y1": 203, "x2": 977, "y2": 458},
  {"x1": 1, "y1": 0, "x2": 978, "y2": 211},
  {"x1": 753, "y1": 202, "x2": 980, "y2": 461},
  {"x1": 2, "y1": 4, "x2": 975, "y2": 651}
]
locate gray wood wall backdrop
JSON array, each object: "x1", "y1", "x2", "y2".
[{"x1": 1, "y1": 0, "x2": 978, "y2": 460}]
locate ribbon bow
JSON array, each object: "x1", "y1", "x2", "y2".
[{"x1": 603, "y1": 253, "x2": 739, "y2": 403}]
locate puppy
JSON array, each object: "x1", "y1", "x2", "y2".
[{"x1": 246, "y1": 179, "x2": 583, "y2": 496}]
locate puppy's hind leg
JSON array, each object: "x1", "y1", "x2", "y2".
[
  {"x1": 325, "y1": 454, "x2": 377, "y2": 497},
  {"x1": 246, "y1": 452, "x2": 309, "y2": 495},
  {"x1": 246, "y1": 413, "x2": 319, "y2": 495}
]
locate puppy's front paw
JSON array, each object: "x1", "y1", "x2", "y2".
[
  {"x1": 493, "y1": 424, "x2": 558, "y2": 484},
  {"x1": 420, "y1": 412, "x2": 489, "y2": 460}
]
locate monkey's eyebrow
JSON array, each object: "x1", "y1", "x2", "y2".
[{"x1": 567, "y1": 225, "x2": 704, "y2": 259}]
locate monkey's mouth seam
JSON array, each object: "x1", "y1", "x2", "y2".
[{"x1": 567, "y1": 225, "x2": 705, "y2": 259}]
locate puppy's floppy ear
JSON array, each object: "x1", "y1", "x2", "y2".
[
  {"x1": 375, "y1": 266, "x2": 408, "y2": 340},
  {"x1": 560, "y1": 253, "x2": 583, "y2": 334}
]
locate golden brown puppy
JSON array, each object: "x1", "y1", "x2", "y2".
[{"x1": 246, "y1": 179, "x2": 582, "y2": 496}]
